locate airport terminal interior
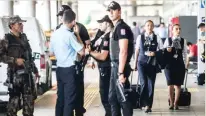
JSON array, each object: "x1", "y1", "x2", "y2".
[{"x1": 0, "y1": 0, "x2": 205, "y2": 116}]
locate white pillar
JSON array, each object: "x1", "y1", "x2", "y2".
[
  {"x1": 127, "y1": 1, "x2": 137, "y2": 16},
  {"x1": 0, "y1": 1, "x2": 13, "y2": 16},
  {"x1": 72, "y1": 2, "x2": 78, "y2": 21},
  {"x1": 44, "y1": 0, "x2": 51, "y2": 31},
  {"x1": 197, "y1": 0, "x2": 205, "y2": 74},
  {"x1": 22, "y1": 0, "x2": 36, "y2": 17},
  {"x1": 56, "y1": 0, "x2": 62, "y2": 25},
  {"x1": 57, "y1": 0, "x2": 62, "y2": 12}
]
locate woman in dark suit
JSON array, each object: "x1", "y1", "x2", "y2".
[
  {"x1": 134, "y1": 20, "x2": 163, "y2": 113},
  {"x1": 163, "y1": 24, "x2": 187, "y2": 110}
]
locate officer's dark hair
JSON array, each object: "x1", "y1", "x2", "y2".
[
  {"x1": 172, "y1": 24, "x2": 180, "y2": 30},
  {"x1": 62, "y1": 9, "x2": 76, "y2": 24},
  {"x1": 187, "y1": 42, "x2": 192, "y2": 46},
  {"x1": 145, "y1": 20, "x2": 154, "y2": 26},
  {"x1": 133, "y1": 22, "x2": 136, "y2": 26}
]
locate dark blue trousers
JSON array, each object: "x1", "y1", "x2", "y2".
[
  {"x1": 74, "y1": 69, "x2": 85, "y2": 116},
  {"x1": 55, "y1": 66, "x2": 76, "y2": 116},
  {"x1": 138, "y1": 62, "x2": 156, "y2": 108}
]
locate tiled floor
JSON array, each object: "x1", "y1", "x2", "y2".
[
  {"x1": 85, "y1": 69, "x2": 205, "y2": 116},
  {"x1": 12, "y1": 67, "x2": 205, "y2": 116}
]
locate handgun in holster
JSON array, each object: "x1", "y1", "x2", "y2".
[{"x1": 74, "y1": 61, "x2": 82, "y2": 75}]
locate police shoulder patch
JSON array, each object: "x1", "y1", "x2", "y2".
[{"x1": 120, "y1": 29, "x2": 126, "y2": 35}]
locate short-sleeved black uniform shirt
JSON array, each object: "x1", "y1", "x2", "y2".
[
  {"x1": 110, "y1": 19, "x2": 134, "y2": 63},
  {"x1": 97, "y1": 32, "x2": 111, "y2": 67}
]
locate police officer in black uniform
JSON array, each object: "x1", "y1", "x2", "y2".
[
  {"x1": 56, "y1": 5, "x2": 90, "y2": 115},
  {"x1": 107, "y1": 1, "x2": 134, "y2": 116},
  {"x1": 0, "y1": 15, "x2": 39, "y2": 116},
  {"x1": 85, "y1": 15, "x2": 113, "y2": 116}
]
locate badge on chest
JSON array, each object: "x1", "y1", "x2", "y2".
[{"x1": 173, "y1": 54, "x2": 178, "y2": 59}]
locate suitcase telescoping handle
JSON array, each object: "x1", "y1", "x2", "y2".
[
  {"x1": 130, "y1": 70, "x2": 140, "y2": 92},
  {"x1": 183, "y1": 69, "x2": 188, "y2": 91}
]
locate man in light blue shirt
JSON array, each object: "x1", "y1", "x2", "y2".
[
  {"x1": 157, "y1": 23, "x2": 168, "y2": 44},
  {"x1": 50, "y1": 24, "x2": 83, "y2": 67},
  {"x1": 49, "y1": 9, "x2": 84, "y2": 116}
]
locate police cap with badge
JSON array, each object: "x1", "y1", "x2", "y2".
[{"x1": 107, "y1": 1, "x2": 121, "y2": 11}]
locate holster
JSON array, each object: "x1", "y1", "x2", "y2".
[{"x1": 74, "y1": 61, "x2": 82, "y2": 75}]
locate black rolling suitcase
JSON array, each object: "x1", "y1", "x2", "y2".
[
  {"x1": 197, "y1": 73, "x2": 205, "y2": 85},
  {"x1": 169, "y1": 70, "x2": 191, "y2": 106},
  {"x1": 178, "y1": 70, "x2": 191, "y2": 106},
  {"x1": 129, "y1": 71, "x2": 141, "y2": 109}
]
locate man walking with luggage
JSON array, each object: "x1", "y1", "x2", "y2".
[{"x1": 107, "y1": 1, "x2": 134, "y2": 116}]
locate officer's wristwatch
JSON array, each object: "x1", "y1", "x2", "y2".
[{"x1": 117, "y1": 72, "x2": 124, "y2": 76}]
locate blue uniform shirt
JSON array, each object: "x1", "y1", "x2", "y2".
[{"x1": 50, "y1": 25, "x2": 83, "y2": 67}]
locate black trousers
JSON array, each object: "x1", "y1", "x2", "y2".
[
  {"x1": 99, "y1": 67, "x2": 112, "y2": 116},
  {"x1": 138, "y1": 62, "x2": 156, "y2": 108},
  {"x1": 74, "y1": 69, "x2": 85, "y2": 116},
  {"x1": 55, "y1": 66, "x2": 76, "y2": 116},
  {"x1": 108, "y1": 62, "x2": 133, "y2": 116}
]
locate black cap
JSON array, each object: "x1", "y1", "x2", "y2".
[
  {"x1": 107, "y1": 1, "x2": 121, "y2": 11},
  {"x1": 97, "y1": 15, "x2": 112, "y2": 24},
  {"x1": 56, "y1": 5, "x2": 71, "y2": 16},
  {"x1": 198, "y1": 23, "x2": 205, "y2": 28}
]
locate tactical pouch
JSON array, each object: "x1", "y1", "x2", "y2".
[{"x1": 13, "y1": 74, "x2": 23, "y2": 87}]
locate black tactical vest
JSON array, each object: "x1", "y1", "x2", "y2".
[
  {"x1": 5, "y1": 33, "x2": 30, "y2": 60},
  {"x1": 109, "y1": 21, "x2": 121, "y2": 62}
]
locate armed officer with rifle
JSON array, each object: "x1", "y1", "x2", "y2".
[
  {"x1": 86, "y1": 15, "x2": 113, "y2": 116},
  {"x1": 0, "y1": 15, "x2": 39, "y2": 116}
]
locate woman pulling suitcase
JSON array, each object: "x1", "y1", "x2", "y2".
[
  {"x1": 163, "y1": 24, "x2": 188, "y2": 110},
  {"x1": 134, "y1": 20, "x2": 163, "y2": 113}
]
